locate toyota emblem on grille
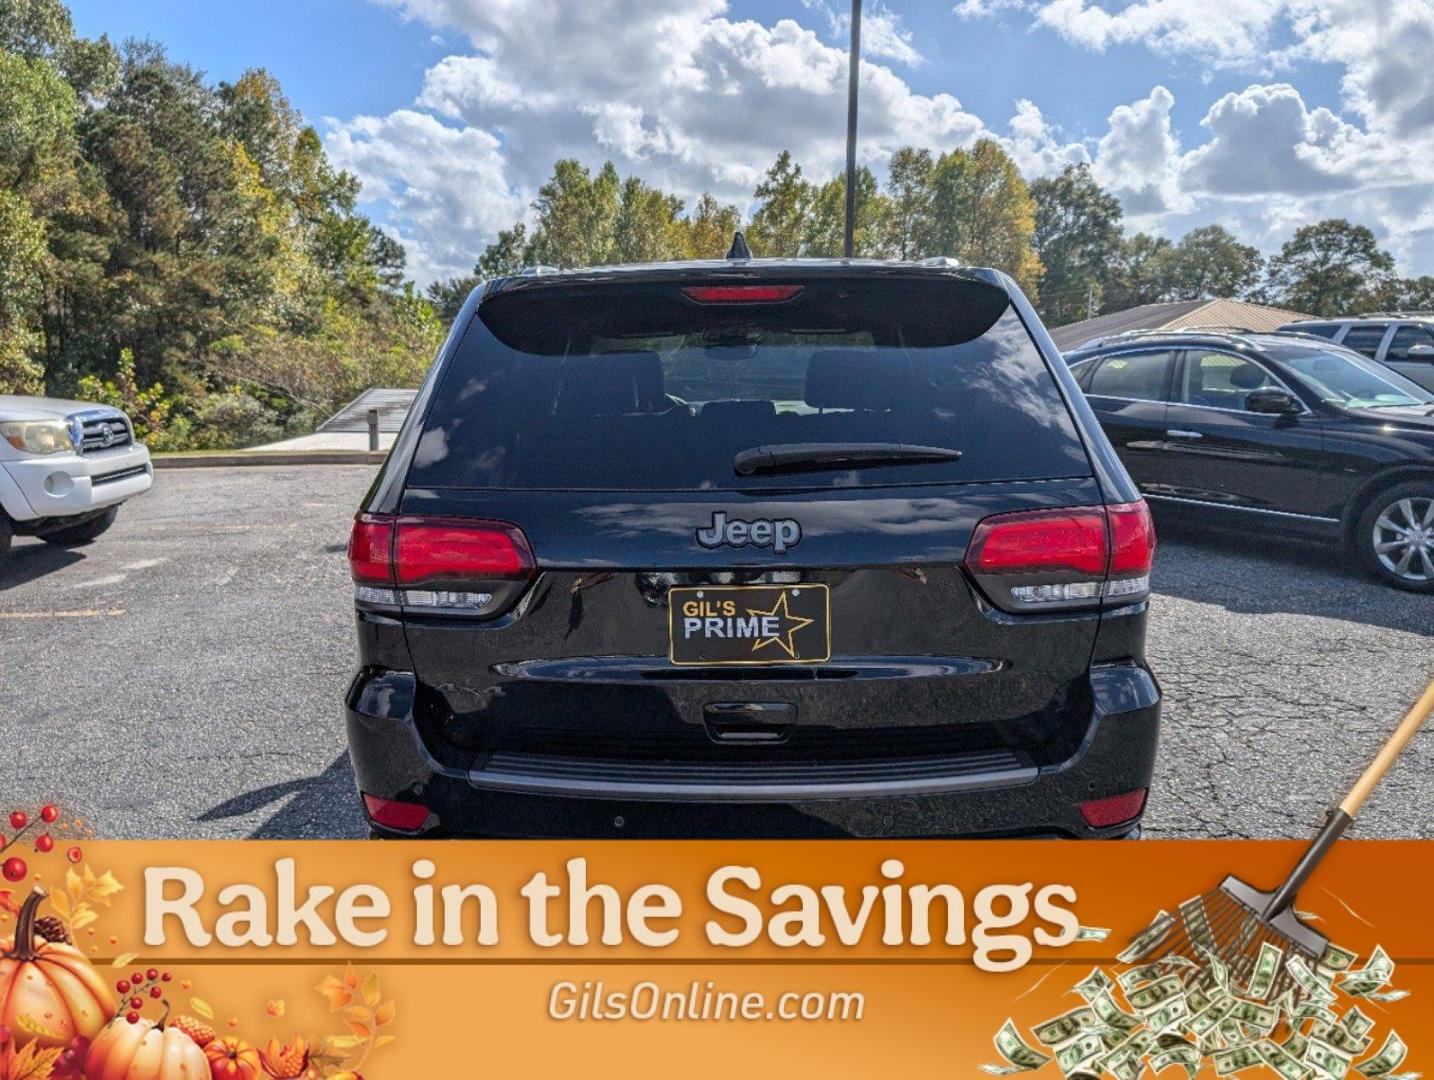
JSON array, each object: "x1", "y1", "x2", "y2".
[{"x1": 99, "y1": 423, "x2": 116, "y2": 447}]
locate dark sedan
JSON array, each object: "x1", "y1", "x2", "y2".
[{"x1": 1066, "y1": 330, "x2": 1434, "y2": 592}]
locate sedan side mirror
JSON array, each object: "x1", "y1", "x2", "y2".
[
  {"x1": 1245, "y1": 387, "x2": 1303, "y2": 415},
  {"x1": 1404, "y1": 344, "x2": 1434, "y2": 361}
]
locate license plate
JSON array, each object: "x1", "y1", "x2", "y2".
[{"x1": 668, "y1": 584, "x2": 830, "y2": 666}]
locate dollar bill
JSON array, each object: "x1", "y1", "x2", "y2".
[
  {"x1": 1341, "y1": 947, "x2": 1394, "y2": 997},
  {"x1": 1228, "y1": 999, "x2": 1279, "y2": 1033},
  {"x1": 1200, "y1": 946, "x2": 1232, "y2": 993},
  {"x1": 1313, "y1": 1021, "x2": 1373, "y2": 1056},
  {"x1": 1074, "y1": 967, "x2": 1115, "y2": 1002},
  {"x1": 1363, "y1": 989, "x2": 1409, "y2": 1004},
  {"x1": 1119, "y1": 911, "x2": 1176, "y2": 964},
  {"x1": 1214, "y1": 1045, "x2": 1264, "y2": 1076},
  {"x1": 1288, "y1": 955, "x2": 1339, "y2": 1005},
  {"x1": 1034, "y1": 1007, "x2": 1099, "y2": 1047},
  {"x1": 1295, "y1": 1001, "x2": 1340, "y2": 1028},
  {"x1": 1179, "y1": 896, "x2": 1217, "y2": 952},
  {"x1": 1145, "y1": 997, "x2": 1191, "y2": 1035},
  {"x1": 1320, "y1": 944, "x2": 1359, "y2": 973},
  {"x1": 1356, "y1": 1032, "x2": 1407, "y2": 1078},
  {"x1": 1246, "y1": 941, "x2": 1284, "y2": 1001},
  {"x1": 1120, "y1": 963, "x2": 1172, "y2": 992},
  {"x1": 1091, "y1": 991, "x2": 1142, "y2": 1034},
  {"x1": 1308, "y1": 1037, "x2": 1354, "y2": 1079},
  {"x1": 1057, "y1": 1033, "x2": 1107, "y2": 1076},
  {"x1": 1151, "y1": 1044, "x2": 1201, "y2": 1078},
  {"x1": 1259, "y1": 1038, "x2": 1313, "y2": 1080},
  {"x1": 1283, "y1": 1031, "x2": 1310, "y2": 1060},
  {"x1": 1128, "y1": 975, "x2": 1185, "y2": 1014},
  {"x1": 1187, "y1": 997, "x2": 1237, "y2": 1039},
  {"x1": 1343, "y1": 1008, "x2": 1376, "y2": 1040},
  {"x1": 1076, "y1": 925, "x2": 1112, "y2": 942},
  {"x1": 985, "y1": 1019, "x2": 1053, "y2": 1074}
]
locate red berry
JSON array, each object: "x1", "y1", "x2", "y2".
[
  {"x1": 8, "y1": 811, "x2": 26, "y2": 831},
  {"x1": 2, "y1": 857, "x2": 26, "y2": 882},
  {"x1": 161, "y1": 972, "x2": 172, "y2": 982},
  {"x1": 146, "y1": 968, "x2": 158, "y2": 981},
  {"x1": 116, "y1": 980, "x2": 130, "y2": 994},
  {"x1": 40, "y1": 805, "x2": 58, "y2": 824},
  {"x1": 131, "y1": 972, "x2": 143, "y2": 985},
  {"x1": 126, "y1": 1012, "x2": 139, "y2": 1024},
  {"x1": 66, "y1": 846, "x2": 82, "y2": 863},
  {"x1": 129, "y1": 997, "x2": 143, "y2": 1010},
  {"x1": 149, "y1": 986, "x2": 162, "y2": 999},
  {"x1": 35, "y1": 834, "x2": 54, "y2": 853}
]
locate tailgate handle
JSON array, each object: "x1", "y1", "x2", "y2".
[{"x1": 704, "y1": 702, "x2": 794, "y2": 743}]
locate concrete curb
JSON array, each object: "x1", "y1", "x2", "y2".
[{"x1": 154, "y1": 451, "x2": 386, "y2": 469}]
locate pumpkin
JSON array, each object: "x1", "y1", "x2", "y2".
[
  {"x1": 0, "y1": 887, "x2": 115, "y2": 1050},
  {"x1": 85, "y1": 1013, "x2": 209, "y2": 1080},
  {"x1": 204, "y1": 1036, "x2": 261, "y2": 1080}
]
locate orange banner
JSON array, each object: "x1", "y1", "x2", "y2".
[{"x1": 0, "y1": 840, "x2": 1428, "y2": 1078}]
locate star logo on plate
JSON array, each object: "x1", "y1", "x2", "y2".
[{"x1": 747, "y1": 590, "x2": 815, "y2": 659}]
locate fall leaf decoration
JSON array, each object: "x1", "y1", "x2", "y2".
[
  {"x1": 0, "y1": 1040, "x2": 65, "y2": 1080},
  {"x1": 311, "y1": 965, "x2": 394, "y2": 1076},
  {"x1": 46, "y1": 865, "x2": 122, "y2": 936}
]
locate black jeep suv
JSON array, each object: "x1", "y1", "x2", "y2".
[
  {"x1": 1066, "y1": 330, "x2": 1434, "y2": 591},
  {"x1": 345, "y1": 255, "x2": 1160, "y2": 839}
]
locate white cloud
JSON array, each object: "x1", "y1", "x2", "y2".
[
  {"x1": 326, "y1": 0, "x2": 1434, "y2": 282},
  {"x1": 335, "y1": 1, "x2": 990, "y2": 281},
  {"x1": 1091, "y1": 86, "x2": 1187, "y2": 216}
]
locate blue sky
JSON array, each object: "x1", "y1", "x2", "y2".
[{"x1": 68, "y1": 2, "x2": 1434, "y2": 284}]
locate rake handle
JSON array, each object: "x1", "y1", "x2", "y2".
[{"x1": 1265, "y1": 676, "x2": 1434, "y2": 920}]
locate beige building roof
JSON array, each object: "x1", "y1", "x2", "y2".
[{"x1": 1050, "y1": 298, "x2": 1312, "y2": 352}]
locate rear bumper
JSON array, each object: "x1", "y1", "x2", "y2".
[
  {"x1": 345, "y1": 662, "x2": 1160, "y2": 839},
  {"x1": 0, "y1": 444, "x2": 152, "y2": 522}
]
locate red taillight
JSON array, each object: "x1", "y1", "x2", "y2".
[
  {"x1": 348, "y1": 515, "x2": 394, "y2": 584},
  {"x1": 963, "y1": 501, "x2": 1155, "y2": 612},
  {"x1": 682, "y1": 285, "x2": 804, "y2": 303},
  {"x1": 967, "y1": 509, "x2": 1109, "y2": 576},
  {"x1": 362, "y1": 793, "x2": 430, "y2": 831},
  {"x1": 1108, "y1": 501, "x2": 1156, "y2": 575},
  {"x1": 394, "y1": 519, "x2": 533, "y2": 585},
  {"x1": 1080, "y1": 788, "x2": 1148, "y2": 828}
]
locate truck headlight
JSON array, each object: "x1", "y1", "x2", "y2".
[{"x1": 0, "y1": 419, "x2": 76, "y2": 455}]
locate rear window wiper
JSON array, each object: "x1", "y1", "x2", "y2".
[{"x1": 733, "y1": 442, "x2": 964, "y2": 477}]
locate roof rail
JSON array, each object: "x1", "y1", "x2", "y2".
[
  {"x1": 518, "y1": 264, "x2": 563, "y2": 277},
  {"x1": 917, "y1": 256, "x2": 964, "y2": 268},
  {"x1": 1359, "y1": 311, "x2": 1434, "y2": 319}
]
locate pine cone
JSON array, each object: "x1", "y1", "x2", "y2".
[{"x1": 33, "y1": 915, "x2": 70, "y2": 944}]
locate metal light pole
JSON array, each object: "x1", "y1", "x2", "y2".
[{"x1": 843, "y1": 0, "x2": 862, "y2": 259}]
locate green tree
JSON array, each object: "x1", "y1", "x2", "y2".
[
  {"x1": 1030, "y1": 163, "x2": 1123, "y2": 324},
  {"x1": 1103, "y1": 233, "x2": 1175, "y2": 312},
  {"x1": 919, "y1": 139, "x2": 1043, "y2": 295},
  {"x1": 613, "y1": 176, "x2": 683, "y2": 263},
  {"x1": 1266, "y1": 219, "x2": 1394, "y2": 316},
  {"x1": 1161, "y1": 225, "x2": 1262, "y2": 301},
  {"x1": 0, "y1": 189, "x2": 47, "y2": 392},
  {"x1": 803, "y1": 167, "x2": 889, "y2": 258},
  {"x1": 527, "y1": 159, "x2": 621, "y2": 268},
  {"x1": 746, "y1": 151, "x2": 813, "y2": 258},
  {"x1": 882, "y1": 147, "x2": 932, "y2": 260},
  {"x1": 673, "y1": 193, "x2": 740, "y2": 259},
  {"x1": 1379, "y1": 276, "x2": 1434, "y2": 312}
]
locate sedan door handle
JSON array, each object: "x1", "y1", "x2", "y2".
[{"x1": 1166, "y1": 429, "x2": 1203, "y2": 439}]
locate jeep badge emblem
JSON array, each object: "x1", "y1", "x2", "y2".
[{"x1": 695, "y1": 511, "x2": 801, "y2": 554}]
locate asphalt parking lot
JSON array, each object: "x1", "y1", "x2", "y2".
[{"x1": 1, "y1": 465, "x2": 1430, "y2": 840}]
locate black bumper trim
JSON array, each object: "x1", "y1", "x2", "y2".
[{"x1": 469, "y1": 748, "x2": 1035, "y2": 801}]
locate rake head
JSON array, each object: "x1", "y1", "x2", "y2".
[{"x1": 1146, "y1": 876, "x2": 1329, "y2": 1004}]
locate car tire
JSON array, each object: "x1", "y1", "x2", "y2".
[
  {"x1": 1355, "y1": 481, "x2": 1434, "y2": 592},
  {"x1": 40, "y1": 506, "x2": 119, "y2": 548},
  {"x1": 0, "y1": 513, "x2": 11, "y2": 561}
]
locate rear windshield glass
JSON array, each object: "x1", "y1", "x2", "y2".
[{"x1": 409, "y1": 275, "x2": 1090, "y2": 491}]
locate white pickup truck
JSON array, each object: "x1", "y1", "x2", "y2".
[{"x1": 0, "y1": 395, "x2": 153, "y2": 559}]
